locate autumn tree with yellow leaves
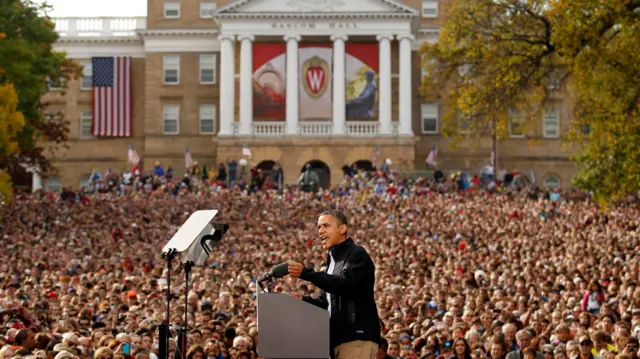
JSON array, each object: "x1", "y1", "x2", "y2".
[
  {"x1": 420, "y1": 0, "x2": 640, "y2": 204},
  {"x1": 0, "y1": 0, "x2": 82, "y2": 198},
  {"x1": 0, "y1": 84, "x2": 26, "y2": 202}
]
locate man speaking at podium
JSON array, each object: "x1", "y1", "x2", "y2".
[{"x1": 288, "y1": 210, "x2": 380, "y2": 359}]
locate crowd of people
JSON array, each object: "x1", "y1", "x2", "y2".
[{"x1": 1, "y1": 165, "x2": 639, "y2": 359}]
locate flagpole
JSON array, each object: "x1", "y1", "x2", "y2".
[{"x1": 492, "y1": 117, "x2": 498, "y2": 171}]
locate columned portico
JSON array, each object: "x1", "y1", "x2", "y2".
[
  {"x1": 213, "y1": 0, "x2": 419, "y2": 140},
  {"x1": 212, "y1": 0, "x2": 420, "y2": 187}
]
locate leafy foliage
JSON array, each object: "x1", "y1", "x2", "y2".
[
  {"x1": 420, "y1": 0, "x2": 640, "y2": 204},
  {"x1": 0, "y1": 83, "x2": 26, "y2": 202},
  {"x1": 0, "y1": 0, "x2": 82, "y2": 191},
  {"x1": 554, "y1": 0, "x2": 640, "y2": 204}
]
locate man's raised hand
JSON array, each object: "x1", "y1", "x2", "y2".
[{"x1": 288, "y1": 262, "x2": 303, "y2": 278}]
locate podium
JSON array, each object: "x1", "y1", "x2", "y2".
[{"x1": 257, "y1": 293, "x2": 330, "y2": 359}]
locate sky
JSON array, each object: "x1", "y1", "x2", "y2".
[{"x1": 34, "y1": 0, "x2": 147, "y2": 17}]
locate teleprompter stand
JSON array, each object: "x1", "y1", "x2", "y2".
[{"x1": 158, "y1": 210, "x2": 229, "y2": 359}]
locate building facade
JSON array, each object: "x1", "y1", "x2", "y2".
[{"x1": 40, "y1": 0, "x2": 576, "y2": 191}]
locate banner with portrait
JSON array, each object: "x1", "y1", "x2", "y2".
[
  {"x1": 253, "y1": 44, "x2": 287, "y2": 121},
  {"x1": 345, "y1": 43, "x2": 379, "y2": 121}
]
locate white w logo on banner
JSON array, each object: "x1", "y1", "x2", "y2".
[
  {"x1": 307, "y1": 70, "x2": 324, "y2": 92},
  {"x1": 299, "y1": 50, "x2": 331, "y2": 119}
]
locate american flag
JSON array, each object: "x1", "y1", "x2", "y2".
[
  {"x1": 128, "y1": 145, "x2": 140, "y2": 165},
  {"x1": 426, "y1": 144, "x2": 438, "y2": 167},
  {"x1": 185, "y1": 147, "x2": 194, "y2": 169},
  {"x1": 92, "y1": 56, "x2": 133, "y2": 137}
]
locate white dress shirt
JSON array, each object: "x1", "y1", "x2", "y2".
[{"x1": 326, "y1": 252, "x2": 335, "y2": 316}]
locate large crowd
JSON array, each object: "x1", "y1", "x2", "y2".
[{"x1": 1, "y1": 165, "x2": 640, "y2": 359}]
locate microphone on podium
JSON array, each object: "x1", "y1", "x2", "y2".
[{"x1": 257, "y1": 263, "x2": 289, "y2": 283}]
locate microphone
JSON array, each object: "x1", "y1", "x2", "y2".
[{"x1": 257, "y1": 263, "x2": 289, "y2": 283}]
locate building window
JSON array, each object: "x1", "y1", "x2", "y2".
[
  {"x1": 46, "y1": 177, "x2": 62, "y2": 192},
  {"x1": 421, "y1": 56, "x2": 436, "y2": 79},
  {"x1": 199, "y1": 104, "x2": 216, "y2": 134},
  {"x1": 163, "y1": 55, "x2": 180, "y2": 84},
  {"x1": 47, "y1": 77, "x2": 63, "y2": 91},
  {"x1": 422, "y1": 0, "x2": 438, "y2": 18},
  {"x1": 46, "y1": 111, "x2": 61, "y2": 122},
  {"x1": 509, "y1": 109, "x2": 524, "y2": 138},
  {"x1": 543, "y1": 109, "x2": 560, "y2": 138},
  {"x1": 543, "y1": 174, "x2": 561, "y2": 189},
  {"x1": 200, "y1": 2, "x2": 216, "y2": 18},
  {"x1": 164, "y1": 1, "x2": 180, "y2": 18},
  {"x1": 421, "y1": 103, "x2": 438, "y2": 134},
  {"x1": 199, "y1": 54, "x2": 216, "y2": 84},
  {"x1": 548, "y1": 69, "x2": 561, "y2": 89},
  {"x1": 163, "y1": 104, "x2": 180, "y2": 134},
  {"x1": 458, "y1": 64, "x2": 473, "y2": 78},
  {"x1": 458, "y1": 113, "x2": 471, "y2": 133},
  {"x1": 80, "y1": 110, "x2": 93, "y2": 139},
  {"x1": 81, "y1": 61, "x2": 92, "y2": 90}
]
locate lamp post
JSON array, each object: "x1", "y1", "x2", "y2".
[{"x1": 239, "y1": 158, "x2": 248, "y2": 180}]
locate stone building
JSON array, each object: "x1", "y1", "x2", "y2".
[{"x1": 39, "y1": 0, "x2": 576, "y2": 191}]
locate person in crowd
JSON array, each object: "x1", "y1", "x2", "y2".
[
  {"x1": 582, "y1": 281, "x2": 606, "y2": 316},
  {"x1": 450, "y1": 338, "x2": 473, "y2": 359}
]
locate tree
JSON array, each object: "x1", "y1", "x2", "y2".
[
  {"x1": 553, "y1": 0, "x2": 640, "y2": 203},
  {"x1": 0, "y1": 0, "x2": 82, "y2": 193},
  {"x1": 0, "y1": 83, "x2": 26, "y2": 202},
  {"x1": 419, "y1": 0, "x2": 640, "y2": 204}
]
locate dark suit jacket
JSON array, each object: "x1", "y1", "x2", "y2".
[{"x1": 300, "y1": 237, "x2": 381, "y2": 350}]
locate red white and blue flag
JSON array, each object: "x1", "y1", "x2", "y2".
[
  {"x1": 185, "y1": 147, "x2": 194, "y2": 169},
  {"x1": 128, "y1": 144, "x2": 140, "y2": 166},
  {"x1": 426, "y1": 144, "x2": 438, "y2": 167},
  {"x1": 242, "y1": 144, "x2": 253, "y2": 159},
  {"x1": 92, "y1": 56, "x2": 133, "y2": 137}
]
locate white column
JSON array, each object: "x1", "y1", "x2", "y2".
[
  {"x1": 239, "y1": 35, "x2": 254, "y2": 136},
  {"x1": 331, "y1": 35, "x2": 348, "y2": 136},
  {"x1": 285, "y1": 35, "x2": 301, "y2": 135},
  {"x1": 377, "y1": 35, "x2": 393, "y2": 135},
  {"x1": 398, "y1": 34, "x2": 415, "y2": 136},
  {"x1": 218, "y1": 35, "x2": 236, "y2": 136}
]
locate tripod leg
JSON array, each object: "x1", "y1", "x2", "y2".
[
  {"x1": 161, "y1": 249, "x2": 176, "y2": 359},
  {"x1": 180, "y1": 261, "x2": 193, "y2": 359}
]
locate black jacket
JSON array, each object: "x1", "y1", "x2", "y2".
[{"x1": 300, "y1": 237, "x2": 381, "y2": 349}]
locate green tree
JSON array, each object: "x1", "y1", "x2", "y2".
[
  {"x1": 553, "y1": 0, "x2": 640, "y2": 203},
  {"x1": 0, "y1": 0, "x2": 82, "y2": 194},
  {"x1": 419, "y1": 0, "x2": 640, "y2": 205}
]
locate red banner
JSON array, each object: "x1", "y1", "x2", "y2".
[{"x1": 253, "y1": 44, "x2": 287, "y2": 121}]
